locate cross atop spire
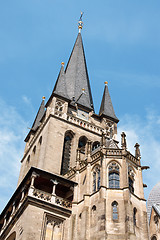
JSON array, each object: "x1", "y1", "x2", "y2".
[{"x1": 78, "y1": 12, "x2": 84, "y2": 33}]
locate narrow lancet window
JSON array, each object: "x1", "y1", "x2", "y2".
[
  {"x1": 108, "y1": 162, "x2": 120, "y2": 188},
  {"x1": 61, "y1": 132, "x2": 73, "y2": 175},
  {"x1": 112, "y1": 201, "x2": 118, "y2": 220},
  {"x1": 128, "y1": 166, "x2": 135, "y2": 193},
  {"x1": 93, "y1": 166, "x2": 100, "y2": 192}
]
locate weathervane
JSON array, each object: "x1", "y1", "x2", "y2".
[{"x1": 78, "y1": 11, "x2": 84, "y2": 33}]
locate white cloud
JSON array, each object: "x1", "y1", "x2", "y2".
[
  {"x1": 0, "y1": 98, "x2": 27, "y2": 212},
  {"x1": 22, "y1": 95, "x2": 31, "y2": 105},
  {"x1": 118, "y1": 108, "x2": 160, "y2": 200}
]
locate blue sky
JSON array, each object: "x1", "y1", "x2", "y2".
[{"x1": 0, "y1": 0, "x2": 160, "y2": 212}]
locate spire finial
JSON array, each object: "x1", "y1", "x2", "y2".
[
  {"x1": 78, "y1": 12, "x2": 84, "y2": 33},
  {"x1": 61, "y1": 62, "x2": 64, "y2": 66},
  {"x1": 104, "y1": 81, "x2": 108, "y2": 85},
  {"x1": 42, "y1": 96, "x2": 45, "y2": 100}
]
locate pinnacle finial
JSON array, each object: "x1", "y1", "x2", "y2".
[
  {"x1": 104, "y1": 81, "x2": 108, "y2": 85},
  {"x1": 42, "y1": 96, "x2": 45, "y2": 100},
  {"x1": 78, "y1": 12, "x2": 84, "y2": 33},
  {"x1": 61, "y1": 62, "x2": 64, "y2": 66}
]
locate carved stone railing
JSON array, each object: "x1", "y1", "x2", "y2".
[
  {"x1": 91, "y1": 151, "x2": 101, "y2": 162},
  {"x1": 66, "y1": 114, "x2": 103, "y2": 135},
  {"x1": 127, "y1": 152, "x2": 139, "y2": 165},
  {"x1": 106, "y1": 149, "x2": 122, "y2": 156},
  {"x1": 55, "y1": 196, "x2": 72, "y2": 209},
  {"x1": 32, "y1": 189, "x2": 52, "y2": 202}
]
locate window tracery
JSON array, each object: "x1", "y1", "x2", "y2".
[
  {"x1": 108, "y1": 162, "x2": 120, "y2": 188},
  {"x1": 54, "y1": 99, "x2": 65, "y2": 117},
  {"x1": 44, "y1": 215, "x2": 64, "y2": 240}
]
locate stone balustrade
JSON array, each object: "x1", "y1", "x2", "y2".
[
  {"x1": 32, "y1": 188, "x2": 52, "y2": 202},
  {"x1": 0, "y1": 167, "x2": 76, "y2": 238},
  {"x1": 55, "y1": 196, "x2": 72, "y2": 209},
  {"x1": 66, "y1": 114, "x2": 103, "y2": 135}
]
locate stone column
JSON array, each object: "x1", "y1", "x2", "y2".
[
  {"x1": 50, "y1": 179, "x2": 58, "y2": 203},
  {"x1": 101, "y1": 146, "x2": 106, "y2": 198},
  {"x1": 1, "y1": 213, "x2": 7, "y2": 233},
  {"x1": 28, "y1": 172, "x2": 38, "y2": 196},
  {"x1": 18, "y1": 186, "x2": 26, "y2": 208},
  {"x1": 9, "y1": 201, "x2": 16, "y2": 222}
]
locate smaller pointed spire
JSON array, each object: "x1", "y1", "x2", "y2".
[
  {"x1": 99, "y1": 82, "x2": 119, "y2": 122},
  {"x1": 53, "y1": 62, "x2": 69, "y2": 99},
  {"x1": 32, "y1": 97, "x2": 45, "y2": 131}
]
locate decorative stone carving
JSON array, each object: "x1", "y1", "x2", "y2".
[{"x1": 54, "y1": 99, "x2": 65, "y2": 117}]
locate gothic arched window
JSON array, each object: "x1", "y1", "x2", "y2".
[
  {"x1": 108, "y1": 162, "x2": 120, "y2": 188},
  {"x1": 61, "y1": 132, "x2": 73, "y2": 175},
  {"x1": 93, "y1": 166, "x2": 101, "y2": 192},
  {"x1": 92, "y1": 141, "x2": 100, "y2": 151},
  {"x1": 128, "y1": 166, "x2": 135, "y2": 193},
  {"x1": 78, "y1": 136, "x2": 87, "y2": 153},
  {"x1": 112, "y1": 201, "x2": 118, "y2": 220}
]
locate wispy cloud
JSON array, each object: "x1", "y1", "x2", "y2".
[
  {"x1": 0, "y1": 98, "x2": 27, "y2": 212},
  {"x1": 22, "y1": 95, "x2": 31, "y2": 105},
  {"x1": 118, "y1": 108, "x2": 160, "y2": 199}
]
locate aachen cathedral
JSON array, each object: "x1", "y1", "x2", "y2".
[{"x1": 0, "y1": 15, "x2": 159, "y2": 240}]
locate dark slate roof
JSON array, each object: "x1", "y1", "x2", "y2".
[
  {"x1": 53, "y1": 64, "x2": 69, "y2": 99},
  {"x1": 47, "y1": 32, "x2": 94, "y2": 111},
  {"x1": 65, "y1": 33, "x2": 94, "y2": 110},
  {"x1": 147, "y1": 182, "x2": 160, "y2": 220},
  {"x1": 31, "y1": 99, "x2": 45, "y2": 131},
  {"x1": 99, "y1": 84, "x2": 119, "y2": 122}
]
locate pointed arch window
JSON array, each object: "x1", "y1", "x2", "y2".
[
  {"x1": 108, "y1": 162, "x2": 120, "y2": 188},
  {"x1": 61, "y1": 132, "x2": 74, "y2": 175},
  {"x1": 78, "y1": 136, "x2": 87, "y2": 153},
  {"x1": 128, "y1": 166, "x2": 134, "y2": 193},
  {"x1": 93, "y1": 166, "x2": 100, "y2": 192},
  {"x1": 112, "y1": 201, "x2": 118, "y2": 221}
]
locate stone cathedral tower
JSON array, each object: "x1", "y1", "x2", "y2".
[{"x1": 0, "y1": 18, "x2": 149, "y2": 240}]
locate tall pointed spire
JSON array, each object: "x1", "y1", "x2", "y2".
[
  {"x1": 50, "y1": 14, "x2": 94, "y2": 111},
  {"x1": 64, "y1": 32, "x2": 94, "y2": 110},
  {"x1": 53, "y1": 62, "x2": 69, "y2": 99},
  {"x1": 99, "y1": 82, "x2": 119, "y2": 122}
]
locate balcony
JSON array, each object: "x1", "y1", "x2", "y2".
[{"x1": 0, "y1": 167, "x2": 77, "y2": 237}]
